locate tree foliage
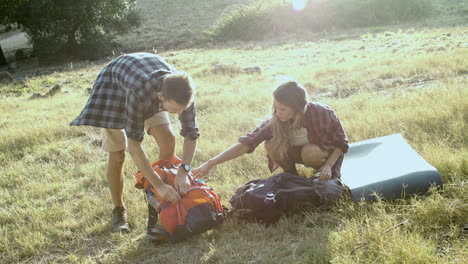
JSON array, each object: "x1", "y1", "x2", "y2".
[{"x1": 1, "y1": 0, "x2": 141, "y2": 65}]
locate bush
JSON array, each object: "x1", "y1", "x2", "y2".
[
  {"x1": 211, "y1": 0, "x2": 435, "y2": 41},
  {"x1": 211, "y1": 2, "x2": 274, "y2": 41}
]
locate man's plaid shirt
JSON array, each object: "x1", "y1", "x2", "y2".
[
  {"x1": 239, "y1": 102, "x2": 348, "y2": 178},
  {"x1": 70, "y1": 52, "x2": 199, "y2": 141}
]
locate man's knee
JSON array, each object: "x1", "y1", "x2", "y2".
[
  {"x1": 162, "y1": 128, "x2": 176, "y2": 146},
  {"x1": 109, "y1": 150, "x2": 126, "y2": 164},
  {"x1": 149, "y1": 124, "x2": 176, "y2": 159},
  {"x1": 149, "y1": 125, "x2": 175, "y2": 143}
]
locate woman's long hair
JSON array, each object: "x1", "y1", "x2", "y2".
[{"x1": 268, "y1": 80, "x2": 308, "y2": 161}]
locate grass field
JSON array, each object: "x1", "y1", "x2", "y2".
[{"x1": 0, "y1": 0, "x2": 467, "y2": 263}]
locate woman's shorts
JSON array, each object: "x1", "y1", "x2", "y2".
[{"x1": 101, "y1": 111, "x2": 170, "y2": 152}]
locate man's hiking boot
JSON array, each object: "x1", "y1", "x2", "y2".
[{"x1": 111, "y1": 206, "x2": 130, "y2": 233}]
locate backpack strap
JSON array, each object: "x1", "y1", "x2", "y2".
[
  {"x1": 158, "y1": 202, "x2": 171, "y2": 214},
  {"x1": 163, "y1": 169, "x2": 168, "y2": 183},
  {"x1": 176, "y1": 200, "x2": 186, "y2": 226},
  {"x1": 187, "y1": 186, "x2": 211, "y2": 191}
]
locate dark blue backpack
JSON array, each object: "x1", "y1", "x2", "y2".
[{"x1": 229, "y1": 173, "x2": 349, "y2": 225}]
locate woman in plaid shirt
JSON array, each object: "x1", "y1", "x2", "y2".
[{"x1": 193, "y1": 80, "x2": 348, "y2": 180}]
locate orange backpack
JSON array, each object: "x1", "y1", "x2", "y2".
[{"x1": 134, "y1": 156, "x2": 224, "y2": 242}]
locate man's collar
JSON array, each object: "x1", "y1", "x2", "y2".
[{"x1": 147, "y1": 70, "x2": 171, "y2": 104}]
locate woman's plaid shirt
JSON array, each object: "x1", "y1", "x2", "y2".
[
  {"x1": 70, "y1": 52, "x2": 199, "y2": 141},
  {"x1": 239, "y1": 102, "x2": 348, "y2": 178}
]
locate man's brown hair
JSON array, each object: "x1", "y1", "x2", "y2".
[{"x1": 161, "y1": 72, "x2": 195, "y2": 106}]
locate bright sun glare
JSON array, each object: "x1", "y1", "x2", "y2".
[{"x1": 292, "y1": 0, "x2": 307, "y2": 11}]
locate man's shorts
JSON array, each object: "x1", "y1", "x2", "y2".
[{"x1": 101, "y1": 111, "x2": 170, "y2": 152}]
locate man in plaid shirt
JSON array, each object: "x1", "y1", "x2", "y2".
[{"x1": 71, "y1": 52, "x2": 199, "y2": 233}]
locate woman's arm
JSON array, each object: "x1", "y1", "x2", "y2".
[
  {"x1": 192, "y1": 143, "x2": 249, "y2": 179},
  {"x1": 319, "y1": 147, "x2": 343, "y2": 180}
]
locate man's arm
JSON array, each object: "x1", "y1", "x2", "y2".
[
  {"x1": 175, "y1": 101, "x2": 199, "y2": 194},
  {"x1": 174, "y1": 138, "x2": 197, "y2": 194},
  {"x1": 181, "y1": 138, "x2": 197, "y2": 166},
  {"x1": 127, "y1": 138, "x2": 180, "y2": 202}
]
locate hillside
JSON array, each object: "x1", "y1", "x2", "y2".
[{"x1": 108, "y1": 0, "x2": 250, "y2": 53}]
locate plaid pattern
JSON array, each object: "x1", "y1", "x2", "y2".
[
  {"x1": 70, "y1": 52, "x2": 199, "y2": 141},
  {"x1": 239, "y1": 102, "x2": 348, "y2": 178}
]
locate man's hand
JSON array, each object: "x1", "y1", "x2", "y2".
[
  {"x1": 155, "y1": 183, "x2": 181, "y2": 203},
  {"x1": 319, "y1": 163, "x2": 333, "y2": 180},
  {"x1": 192, "y1": 161, "x2": 213, "y2": 179},
  {"x1": 174, "y1": 169, "x2": 190, "y2": 195}
]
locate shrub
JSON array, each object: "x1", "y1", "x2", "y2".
[
  {"x1": 211, "y1": 0, "x2": 435, "y2": 41},
  {"x1": 211, "y1": 1, "x2": 274, "y2": 41}
]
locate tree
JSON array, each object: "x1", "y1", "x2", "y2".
[{"x1": 1, "y1": 0, "x2": 140, "y2": 65}]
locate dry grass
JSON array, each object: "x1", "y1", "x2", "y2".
[{"x1": 0, "y1": 1, "x2": 467, "y2": 263}]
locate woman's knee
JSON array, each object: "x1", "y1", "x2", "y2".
[{"x1": 301, "y1": 144, "x2": 328, "y2": 168}]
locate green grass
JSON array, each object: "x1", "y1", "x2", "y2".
[{"x1": 0, "y1": 1, "x2": 467, "y2": 263}]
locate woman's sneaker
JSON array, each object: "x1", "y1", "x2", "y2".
[{"x1": 111, "y1": 206, "x2": 130, "y2": 233}]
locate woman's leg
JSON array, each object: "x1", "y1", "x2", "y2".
[
  {"x1": 300, "y1": 144, "x2": 330, "y2": 170},
  {"x1": 264, "y1": 140, "x2": 297, "y2": 174}
]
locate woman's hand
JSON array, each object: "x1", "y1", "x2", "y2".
[
  {"x1": 192, "y1": 161, "x2": 213, "y2": 179},
  {"x1": 319, "y1": 163, "x2": 333, "y2": 180}
]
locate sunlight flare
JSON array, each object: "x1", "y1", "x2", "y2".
[{"x1": 292, "y1": 0, "x2": 307, "y2": 11}]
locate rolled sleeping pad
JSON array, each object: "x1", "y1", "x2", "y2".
[{"x1": 341, "y1": 134, "x2": 443, "y2": 201}]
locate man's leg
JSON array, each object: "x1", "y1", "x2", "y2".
[
  {"x1": 144, "y1": 112, "x2": 174, "y2": 235},
  {"x1": 145, "y1": 111, "x2": 175, "y2": 160},
  {"x1": 264, "y1": 140, "x2": 297, "y2": 174},
  {"x1": 148, "y1": 124, "x2": 176, "y2": 159},
  {"x1": 102, "y1": 128, "x2": 129, "y2": 232},
  {"x1": 107, "y1": 150, "x2": 125, "y2": 207}
]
